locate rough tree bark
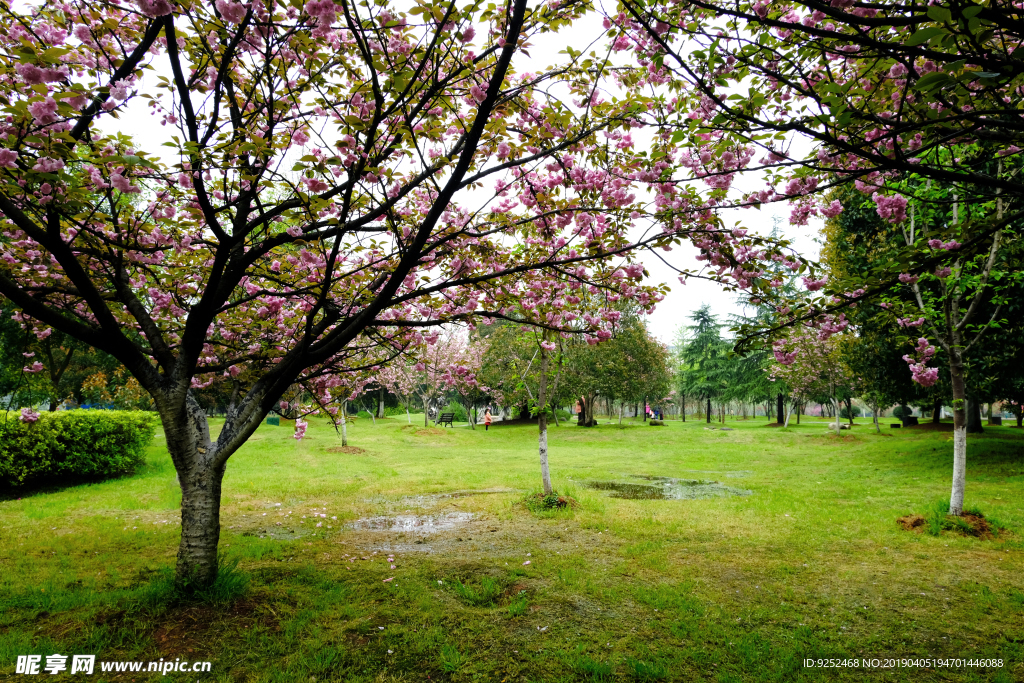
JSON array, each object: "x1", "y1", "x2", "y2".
[
  {"x1": 706, "y1": 397, "x2": 711, "y2": 424},
  {"x1": 777, "y1": 392, "x2": 784, "y2": 424}
]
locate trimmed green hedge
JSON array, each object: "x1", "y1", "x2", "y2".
[{"x1": 0, "y1": 411, "x2": 157, "y2": 488}]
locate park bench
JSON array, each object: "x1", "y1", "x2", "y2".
[{"x1": 436, "y1": 412, "x2": 455, "y2": 428}]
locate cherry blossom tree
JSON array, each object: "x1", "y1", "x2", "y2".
[
  {"x1": 616, "y1": 0, "x2": 1023, "y2": 514},
  {"x1": 0, "y1": 0, "x2": 788, "y2": 587},
  {"x1": 771, "y1": 329, "x2": 858, "y2": 435}
]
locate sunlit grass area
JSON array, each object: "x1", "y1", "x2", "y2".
[{"x1": 1, "y1": 414, "x2": 1022, "y2": 681}]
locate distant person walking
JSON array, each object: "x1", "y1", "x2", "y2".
[{"x1": 484, "y1": 408, "x2": 493, "y2": 431}]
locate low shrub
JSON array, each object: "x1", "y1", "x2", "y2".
[
  {"x1": 892, "y1": 405, "x2": 914, "y2": 420},
  {"x1": 0, "y1": 410, "x2": 157, "y2": 488},
  {"x1": 440, "y1": 401, "x2": 468, "y2": 422}
]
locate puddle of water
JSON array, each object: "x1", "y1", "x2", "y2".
[
  {"x1": 583, "y1": 478, "x2": 751, "y2": 500},
  {"x1": 665, "y1": 470, "x2": 754, "y2": 479},
  {"x1": 349, "y1": 512, "x2": 474, "y2": 534},
  {"x1": 399, "y1": 489, "x2": 515, "y2": 508}
]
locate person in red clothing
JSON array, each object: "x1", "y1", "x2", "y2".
[{"x1": 484, "y1": 408, "x2": 493, "y2": 431}]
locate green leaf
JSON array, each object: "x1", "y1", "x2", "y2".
[
  {"x1": 914, "y1": 72, "x2": 951, "y2": 91},
  {"x1": 906, "y1": 27, "x2": 944, "y2": 46}
]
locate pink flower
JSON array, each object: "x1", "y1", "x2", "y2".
[
  {"x1": 872, "y1": 193, "x2": 908, "y2": 223},
  {"x1": 137, "y1": 0, "x2": 173, "y2": 16},
  {"x1": 19, "y1": 408, "x2": 40, "y2": 423},
  {"x1": 0, "y1": 149, "x2": 18, "y2": 169},
  {"x1": 23, "y1": 361, "x2": 44, "y2": 373},
  {"x1": 898, "y1": 273, "x2": 918, "y2": 284},
  {"x1": 109, "y1": 79, "x2": 131, "y2": 101},
  {"x1": 216, "y1": 0, "x2": 248, "y2": 23},
  {"x1": 305, "y1": 0, "x2": 337, "y2": 23},
  {"x1": 28, "y1": 97, "x2": 59, "y2": 125},
  {"x1": 935, "y1": 267, "x2": 951, "y2": 278},
  {"x1": 496, "y1": 141, "x2": 512, "y2": 160},
  {"x1": 802, "y1": 276, "x2": 827, "y2": 291},
  {"x1": 110, "y1": 173, "x2": 140, "y2": 194},
  {"x1": 461, "y1": 26, "x2": 476, "y2": 42},
  {"x1": 304, "y1": 177, "x2": 329, "y2": 193},
  {"x1": 469, "y1": 84, "x2": 487, "y2": 104}
]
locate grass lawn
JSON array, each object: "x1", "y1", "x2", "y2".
[{"x1": 1, "y1": 414, "x2": 1022, "y2": 682}]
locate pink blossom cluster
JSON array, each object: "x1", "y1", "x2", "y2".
[{"x1": 902, "y1": 337, "x2": 938, "y2": 387}]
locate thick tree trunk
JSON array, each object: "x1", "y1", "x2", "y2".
[
  {"x1": 538, "y1": 338, "x2": 552, "y2": 495},
  {"x1": 1017, "y1": 407, "x2": 1023, "y2": 428},
  {"x1": 949, "y1": 359, "x2": 968, "y2": 515},
  {"x1": 873, "y1": 407, "x2": 880, "y2": 433},
  {"x1": 706, "y1": 398, "x2": 711, "y2": 424},
  {"x1": 164, "y1": 394, "x2": 222, "y2": 587},
  {"x1": 831, "y1": 398, "x2": 841, "y2": 436},
  {"x1": 777, "y1": 393, "x2": 784, "y2": 424},
  {"x1": 966, "y1": 398, "x2": 984, "y2": 434},
  {"x1": 932, "y1": 396, "x2": 942, "y2": 424},
  {"x1": 845, "y1": 398, "x2": 854, "y2": 426}
]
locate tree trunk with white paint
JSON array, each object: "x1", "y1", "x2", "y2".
[
  {"x1": 537, "y1": 336, "x2": 552, "y2": 495},
  {"x1": 341, "y1": 400, "x2": 348, "y2": 447},
  {"x1": 949, "y1": 354, "x2": 967, "y2": 515},
  {"x1": 832, "y1": 397, "x2": 841, "y2": 436}
]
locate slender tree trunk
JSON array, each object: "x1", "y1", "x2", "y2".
[
  {"x1": 405, "y1": 404, "x2": 411, "y2": 424},
  {"x1": 465, "y1": 402, "x2": 475, "y2": 429},
  {"x1": 538, "y1": 336, "x2": 552, "y2": 495},
  {"x1": 873, "y1": 406, "x2": 880, "y2": 433},
  {"x1": 681, "y1": 397, "x2": 685, "y2": 422},
  {"x1": 378, "y1": 388, "x2": 385, "y2": 418},
  {"x1": 777, "y1": 393, "x2": 784, "y2": 424},
  {"x1": 341, "y1": 400, "x2": 348, "y2": 447},
  {"x1": 783, "y1": 399, "x2": 793, "y2": 428},
  {"x1": 618, "y1": 402, "x2": 623, "y2": 425},
  {"x1": 845, "y1": 398, "x2": 854, "y2": 426},
  {"x1": 796, "y1": 402, "x2": 801, "y2": 425},
  {"x1": 423, "y1": 395, "x2": 429, "y2": 427},
  {"x1": 932, "y1": 396, "x2": 942, "y2": 424},
  {"x1": 949, "y1": 357, "x2": 968, "y2": 515},
  {"x1": 706, "y1": 398, "x2": 711, "y2": 424},
  {"x1": 832, "y1": 398, "x2": 841, "y2": 436}
]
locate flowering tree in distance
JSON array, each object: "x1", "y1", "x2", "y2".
[
  {"x1": 1, "y1": 0, "x2": 760, "y2": 587},
  {"x1": 771, "y1": 329, "x2": 857, "y2": 436}
]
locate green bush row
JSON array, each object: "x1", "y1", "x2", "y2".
[{"x1": 0, "y1": 410, "x2": 157, "y2": 488}]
